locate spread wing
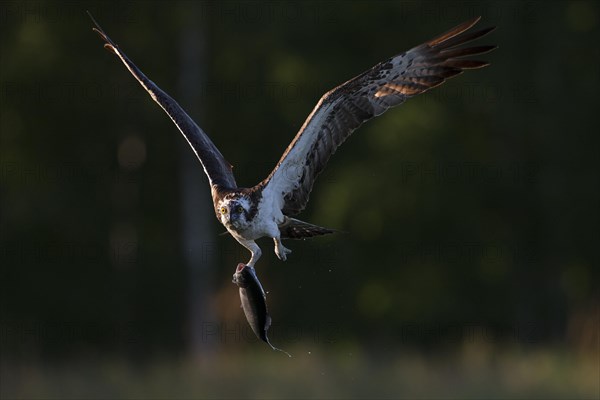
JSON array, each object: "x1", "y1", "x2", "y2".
[
  {"x1": 88, "y1": 13, "x2": 237, "y2": 190},
  {"x1": 259, "y1": 17, "x2": 495, "y2": 216}
]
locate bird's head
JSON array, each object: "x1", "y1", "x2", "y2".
[{"x1": 217, "y1": 194, "x2": 252, "y2": 230}]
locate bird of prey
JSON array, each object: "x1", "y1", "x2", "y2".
[{"x1": 90, "y1": 14, "x2": 495, "y2": 268}]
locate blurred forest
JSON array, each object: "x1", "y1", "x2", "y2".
[{"x1": 1, "y1": 0, "x2": 598, "y2": 398}]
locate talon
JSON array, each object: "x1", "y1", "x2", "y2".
[
  {"x1": 273, "y1": 237, "x2": 292, "y2": 262},
  {"x1": 275, "y1": 244, "x2": 292, "y2": 261}
]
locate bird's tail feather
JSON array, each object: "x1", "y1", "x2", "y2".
[{"x1": 278, "y1": 217, "x2": 336, "y2": 240}]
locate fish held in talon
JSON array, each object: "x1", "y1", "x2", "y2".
[{"x1": 232, "y1": 263, "x2": 291, "y2": 357}]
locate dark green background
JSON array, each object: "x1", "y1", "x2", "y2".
[{"x1": 1, "y1": 1, "x2": 598, "y2": 398}]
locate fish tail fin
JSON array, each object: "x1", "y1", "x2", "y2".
[{"x1": 269, "y1": 343, "x2": 292, "y2": 358}]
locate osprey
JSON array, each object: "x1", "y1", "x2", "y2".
[{"x1": 90, "y1": 14, "x2": 495, "y2": 268}]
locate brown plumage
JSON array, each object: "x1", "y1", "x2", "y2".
[
  {"x1": 89, "y1": 13, "x2": 495, "y2": 269},
  {"x1": 259, "y1": 17, "x2": 495, "y2": 216}
]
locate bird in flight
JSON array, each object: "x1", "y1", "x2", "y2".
[{"x1": 90, "y1": 14, "x2": 495, "y2": 268}]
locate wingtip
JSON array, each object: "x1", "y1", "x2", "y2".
[
  {"x1": 86, "y1": 10, "x2": 101, "y2": 31},
  {"x1": 91, "y1": 27, "x2": 106, "y2": 41},
  {"x1": 88, "y1": 10, "x2": 119, "y2": 50},
  {"x1": 453, "y1": 16, "x2": 483, "y2": 32},
  {"x1": 467, "y1": 15, "x2": 482, "y2": 27},
  {"x1": 460, "y1": 60, "x2": 491, "y2": 69},
  {"x1": 477, "y1": 26, "x2": 497, "y2": 38},
  {"x1": 103, "y1": 43, "x2": 118, "y2": 54},
  {"x1": 426, "y1": 16, "x2": 499, "y2": 49},
  {"x1": 428, "y1": 16, "x2": 481, "y2": 47},
  {"x1": 480, "y1": 44, "x2": 498, "y2": 54}
]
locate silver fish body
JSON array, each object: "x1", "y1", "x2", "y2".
[{"x1": 232, "y1": 263, "x2": 291, "y2": 357}]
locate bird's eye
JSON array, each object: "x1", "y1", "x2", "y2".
[
  {"x1": 236, "y1": 206, "x2": 244, "y2": 213},
  {"x1": 220, "y1": 207, "x2": 227, "y2": 214}
]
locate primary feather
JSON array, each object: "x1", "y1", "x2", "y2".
[
  {"x1": 90, "y1": 14, "x2": 495, "y2": 268},
  {"x1": 260, "y1": 17, "x2": 495, "y2": 216}
]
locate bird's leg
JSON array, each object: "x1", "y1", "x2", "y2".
[
  {"x1": 239, "y1": 239, "x2": 262, "y2": 268},
  {"x1": 273, "y1": 236, "x2": 292, "y2": 261}
]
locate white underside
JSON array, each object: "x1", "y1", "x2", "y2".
[{"x1": 224, "y1": 189, "x2": 290, "y2": 267}]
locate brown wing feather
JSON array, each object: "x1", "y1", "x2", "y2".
[
  {"x1": 88, "y1": 12, "x2": 237, "y2": 191},
  {"x1": 260, "y1": 17, "x2": 495, "y2": 216}
]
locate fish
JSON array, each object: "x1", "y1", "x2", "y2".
[{"x1": 232, "y1": 263, "x2": 291, "y2": 357}]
